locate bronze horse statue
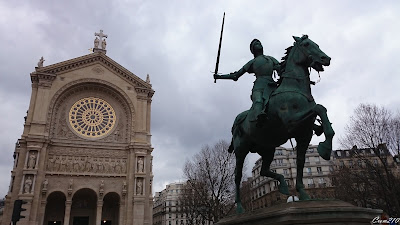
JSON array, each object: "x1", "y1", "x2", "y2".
[{"x1": 229, "y1": 35, "x2": 334, "y2": 213}]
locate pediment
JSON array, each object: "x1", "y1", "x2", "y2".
[{"x1": 31, "y1": 52, "x2": 153, "y2": 90}]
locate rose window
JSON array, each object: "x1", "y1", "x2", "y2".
[{"x1": 69, "y1": 97, "x2": 116, "y2": 138}]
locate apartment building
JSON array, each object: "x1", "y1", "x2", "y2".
[{"x1": 250, "y1": 145, "x2": 335, "y2": 210}]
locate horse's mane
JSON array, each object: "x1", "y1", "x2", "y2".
[
  {"x1": 279, "y1": 35, "x2": 308, "y2": 74},
  {"x1": 279, "y1": 45, "x2": 293, "y2": 75}
]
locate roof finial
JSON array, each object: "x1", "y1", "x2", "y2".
[
  {"x1": 36, "y1": 56, "x2": 45, "y2": 70},
  {"x1": 146, "y1": 74, "x2": 151, "y2": 84},
  {"x1": 94, "y1": 29, "x2": 108, "y2": 54}
]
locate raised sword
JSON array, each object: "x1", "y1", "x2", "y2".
[{"x1": 214, "y1": 12, "x2": 225, "y2": 83}]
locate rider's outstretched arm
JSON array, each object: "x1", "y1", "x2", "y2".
[{"x1": 214, "y1": 60, "x2": 253, "y2": 81}]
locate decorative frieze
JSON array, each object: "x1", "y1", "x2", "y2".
[{"x1": 46, "y1": 149, "x2": 127, "y2": 176}]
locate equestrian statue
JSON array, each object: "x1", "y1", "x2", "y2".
[{"x1": 213, "y1": 34, "x2": 334, "y2": 213}]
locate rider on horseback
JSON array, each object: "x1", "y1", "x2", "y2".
[{"x1": 214, "y1": 39, "x2": 280, "y2": 124}]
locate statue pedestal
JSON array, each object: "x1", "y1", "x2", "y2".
[
  {"x1": 93, "y1": 48, "x2": 107, "y2": 54},
  {"x1": 216, "y1": 200, "x2": 382, "y2": 225}
]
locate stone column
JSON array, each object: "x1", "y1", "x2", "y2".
[
  {"x1": 63, "y1": 200, "x2": 72, "y2": 225},
  {"x1": 37, "y1": 200, "x2": 47, "y2": 225},
  {"x1": 96, "y1": 201, "x2": 103, "y2": 225},
  {"x1": 118, "y1": 201, "x2": 124, "y2": 225}
]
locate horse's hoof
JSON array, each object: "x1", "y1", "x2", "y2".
[
  {"x1": 298, "y1": 189, "x2": 311, "y2": 200},
  {"x1": 279, "y1": 184, "x2": 290, "y2": 195},
  {"x1": 236, "y1": 203, "x2": 245, "y2": 214},
  {"x1": 317, "y1": 142, "x2": 332, "y2": 160}
]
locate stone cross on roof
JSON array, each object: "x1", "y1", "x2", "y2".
[
  {"x1": 93, "y1": 29, "x2": 108, "y2": 54},
  {"x1": 95, "y1": 29, "x2": 108, "y2": 40}
]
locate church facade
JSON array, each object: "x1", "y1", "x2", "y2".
[{"x1": 1, "y1": 33, "x2": 155, "y2": 225}]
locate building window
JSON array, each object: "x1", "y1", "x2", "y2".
[
  {"x1": 339, "y1": 161, "x2": 344, "y2": 168},
  {"x1": 317, "y1": 167, "x2": 322, "y2": 174},
  {"x1": 349, "y1": 160, "x2": 353, "y2": 168},
  {"x1": 336, "y1": 151, "x2": 341, "y2": 157},
  {"x1": 315, "y1": 156, "x2": 320, "y2": 163},
  {"x1": 308, "y1": 178, "x2": 314, "y2": 188},
  {"x1": 283, "y1": 169, "x2": 288, "y2": 175},
  {"x1": 307, "y1": 167, "x2": 312, "y2": 175}
]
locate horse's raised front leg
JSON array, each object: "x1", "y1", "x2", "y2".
[
  {"x1": 259, "y1": 147, "x2": 289, "y2": 195},
  {"x1": 314, "y1": 104, "x2": 335, "y2": 160},
  {"x1": 295, "y1": 137, "x2": 312, "y2": 200}
]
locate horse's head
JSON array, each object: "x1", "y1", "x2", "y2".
[{"x1": 293, "y1": 35, "x2": 330, "y2": 72}]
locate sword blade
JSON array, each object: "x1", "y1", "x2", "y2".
[{"x1": 214, "y1": 12, "x2": 225, "y2": 83}]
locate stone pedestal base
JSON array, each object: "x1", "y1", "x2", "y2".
[{"x1": 217, "y1": 200, "x2": 382, "y2": 225}]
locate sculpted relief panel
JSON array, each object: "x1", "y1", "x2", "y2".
[{"x1": 47, "y1": 147, "x2": 127, "y2": 176}]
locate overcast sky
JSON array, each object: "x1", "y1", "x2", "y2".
[{"x1": 1, "y1": 0, "x2": 399, "y2": 197}]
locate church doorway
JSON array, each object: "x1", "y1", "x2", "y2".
[
  {"x1": 72, "y1": 216, "x2": 89, "y2": 225},
  {"x1": 101, "y1": 192, "x2": 120, "y2": 225},
  {"x1": 43, "y1": 191, "x2": 66, "y2": 225},
  {"x1": 70, "y1": 188, "x2": 97, "y2": 225}
]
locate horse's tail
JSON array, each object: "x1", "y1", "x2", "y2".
[
  {"x1": 228, "y1": 138, "x2": 234, "y2": 153},
  {"x1": 228, "y1": 110, "x2": 249, "y2": 153}
]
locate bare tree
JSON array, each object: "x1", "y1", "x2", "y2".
[
  {"x1": 339, "y1": 103, "x2": 400, "y2": 155},
  {"x1": 389, "y1": 112, "x2": 400, "y2": 156},
  {"x1": 181, "y1": 140, "x2": 237, "y2": 223},
  {"x1": 334, "y1": 103, "x2": 400, "y2": 216}
]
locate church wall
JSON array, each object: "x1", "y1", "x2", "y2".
[{"x1": 2, "y1": 52, "x2": 154, "y2": 225}]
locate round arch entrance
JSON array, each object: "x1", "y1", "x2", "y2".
[
  {"x1": 101, "y1": 192, "x2": 120, "y2": 225},
  {"x1": 43, "y1": 191, "x2": 66, "y2": 225},
  {"x1": 71, "y1": 188, "x2": 97, "y2": 225}
]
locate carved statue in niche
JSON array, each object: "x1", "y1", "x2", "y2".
[
  {"x1": 42, "y1": 179, "x2": 48, "y2": 190},
  {"x1": 28, "y1": 151, "x2": 37, "y2": 169},
  {"x1": 24, "y1": 176, "x2": 33, "y2": 193},
  {"x1": 136, "y1": 178, "x2": 143, "y2": 195},
  {"x1": 137, "y1": 157, "x2": 144, "y2": 173}
]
